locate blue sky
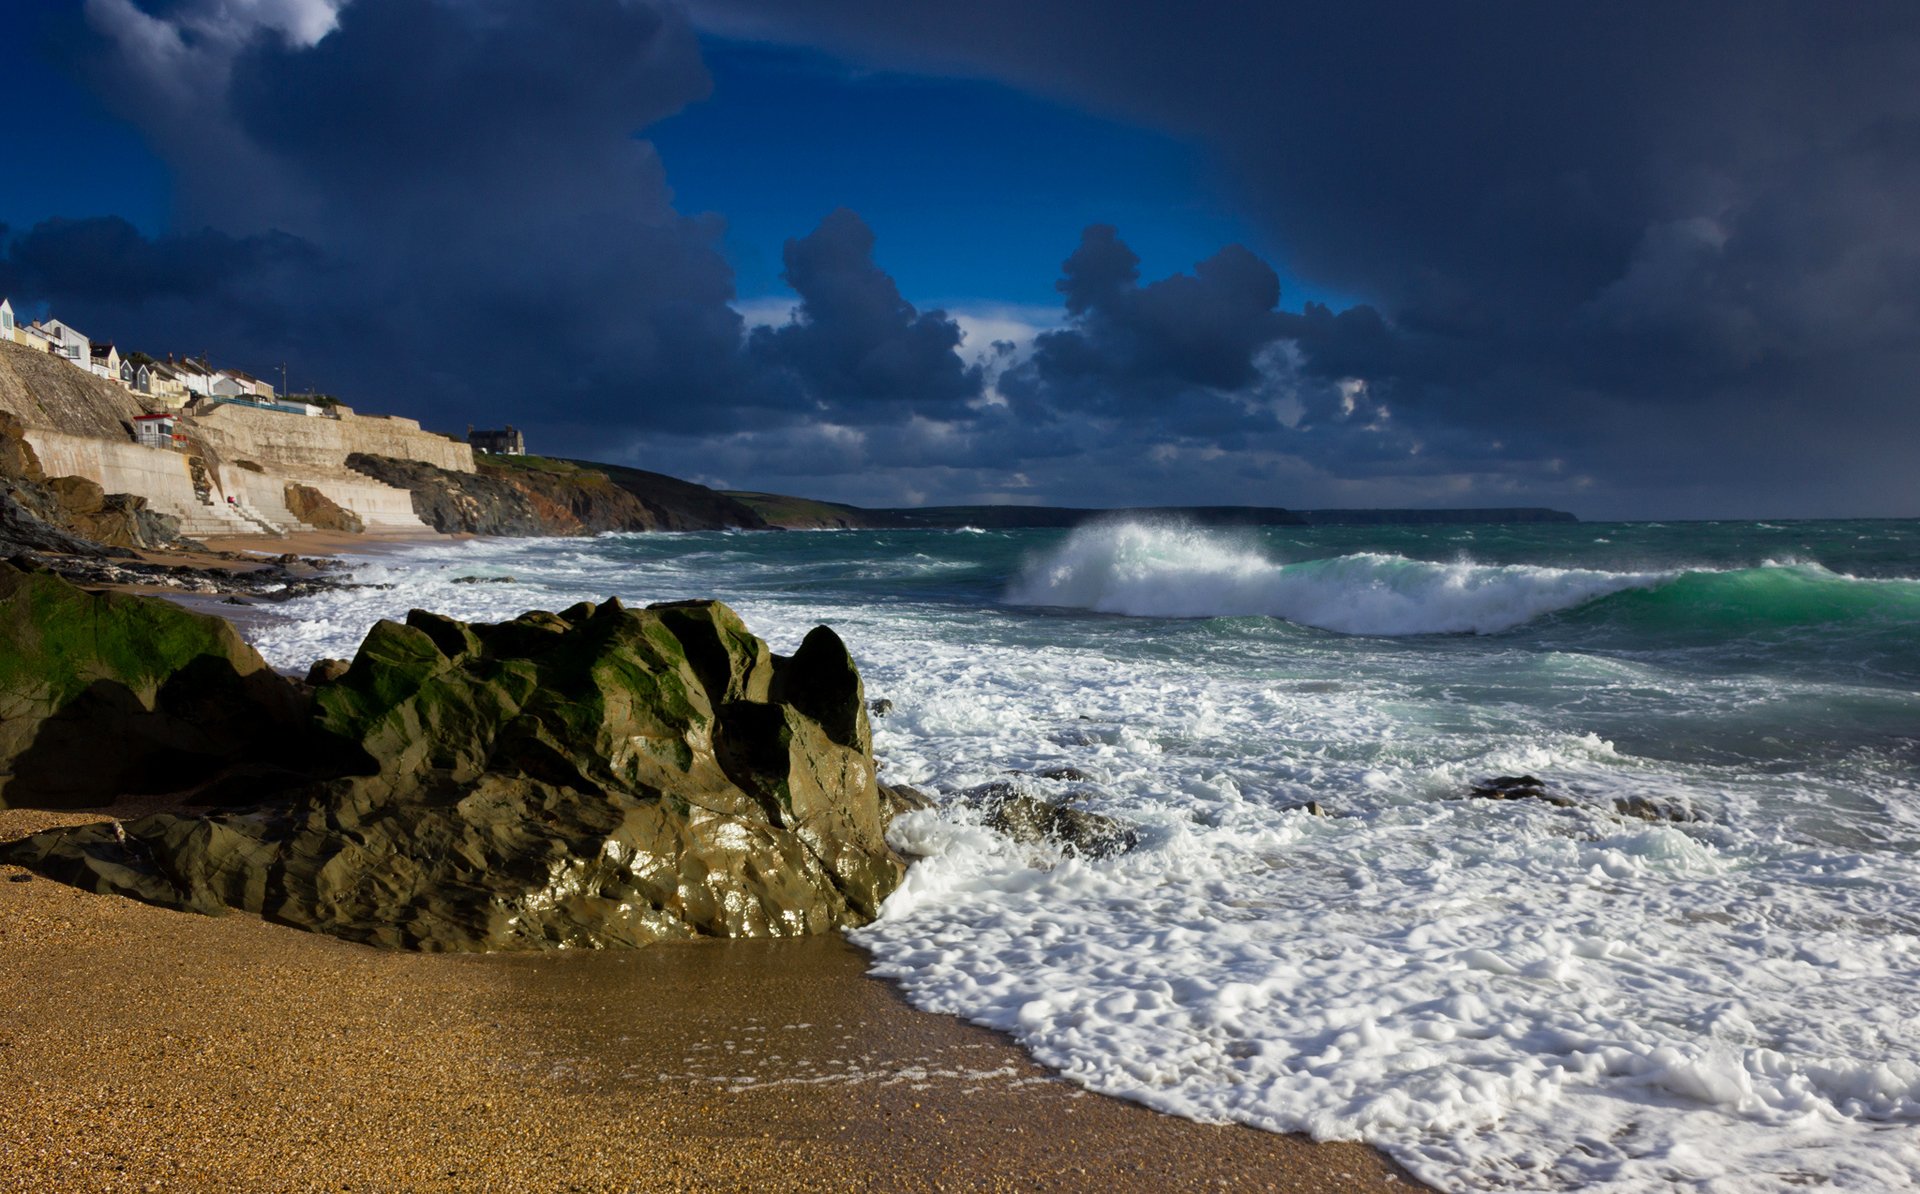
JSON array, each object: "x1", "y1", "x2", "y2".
[{"x1": 648, "y1": 38, "x2": 1311, "y2": 314}]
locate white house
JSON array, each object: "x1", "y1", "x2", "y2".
[
  {"x1": 0, "y1": 298, "x2": 13, "y2": 343},
  {"x1": 168, "y1": 356, "x2": 216, "y2": 397},
  {"x1": 35, "y1": 319, "x2": 92, "y2": 371}
]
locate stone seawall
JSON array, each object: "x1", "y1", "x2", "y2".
[
  {"x1": 21, "y1": 429, "x2": 239, "y2": 537},
  {"x1": 23, "y1": 418, "x2": 434, "y2": 538},
  {"x1": 187, "y1": 404, "x2": 475, "y2": 476},
  {"x1": 0, "y1": 338, "x2": 461, "y2": 539}
]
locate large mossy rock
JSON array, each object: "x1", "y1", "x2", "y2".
[
  {"x1": 0, "y1": 559, "x2": 307, "y2": 807},
  {"x1": 5, "y1": 596, "x2": 905, "y2": 951}
]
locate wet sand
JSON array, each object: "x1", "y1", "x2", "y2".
[
  {"x1": 197, "y1": 527, "x2": 466, "y2": 558},
  {"x1": 2, "y1": 802, "x2": 1427, "y2": 1193}
]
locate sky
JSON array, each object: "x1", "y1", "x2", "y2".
[{"x1": 1, "y1": 1, "x2": 1917, "y2": 519}]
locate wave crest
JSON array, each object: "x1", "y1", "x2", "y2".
[{"x1": 1005, "y1": 523, "x2": 1668, "y2": 635}]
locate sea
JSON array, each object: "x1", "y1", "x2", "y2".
[{"x1": 243, "y1": 518, "x2": 1920, "y2": 1192}]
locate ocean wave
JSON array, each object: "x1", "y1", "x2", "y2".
[
  {"x1": 1004, "y1": 523, "x2": 1668, "y2": 634},
  {"x1": 1005, "y1": 523, "x2": 1920, "y2": 638}
]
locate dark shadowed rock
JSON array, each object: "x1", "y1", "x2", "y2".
[
  {"x1": 869, "y1": 698, "x2": 894, "y2": 717},
  {"x1": 4, "y1": 597, "x2": 904, "y2": 951},
  {"x1": 0, "y1": 560, "x2": 308, "y2": 808},
  {"x1": 960, "y1": 781, "x2": 1140, "y2": 859},
  {"x1": 1467, "y1": 774, "x2": 1579, "y2": 808},
  {"x1": 304, "y1": 657, "x2": 350, "y2": 686}
]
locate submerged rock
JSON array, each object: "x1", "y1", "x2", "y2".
[
  {"x1": 960, "y1": 781, "x2": 1140, "y2": 859},
  {"x1": 1466, "y1": 774, "x2": 1703, "y2": 824},
  {"x1": 1612, "y1": 794, "x2": 1702, "y2": 824},
  {"x1": 0, "y1": 559, "x2": 307, "y2": 808},
  {"x1": 5, "y1": 597, "x2": 905, "y2": 951},
  {"x1": 1466, "y1": 774, "x2": 1579, "y2": 808}
]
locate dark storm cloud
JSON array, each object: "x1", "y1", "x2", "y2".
[
  {"x1": 690, "y1": 0, "x2": 1920, "y2": 515},
  {"x1": 748, "y1": 208, "x2": 982, "y2": 417},
  {"x1": 0, "y1": 216, "x2": 319, "y2": 305},
  {"x1": 998, "y1": 225, "x2": 1298, "y2": 450},
  {"x1": 24, "y1": 0, "x2": 975, "y2": 445}
]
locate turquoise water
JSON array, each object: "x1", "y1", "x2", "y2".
[{"x1": 253, "y1": 518, "x2": 1920, "y2": 1192}]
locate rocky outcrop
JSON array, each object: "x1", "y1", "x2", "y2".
[
  {"x1": 284, "y1": 482, "x2": 365, "y2": 533},
  {"x1": 475, "y1": 456, "x2": 652, "y2": 533},
  {"x1": 0, "y1": 338, "x2": 144, "y2": 440},
  {"x1": 1466, "y1": 774, "x2": 1702, "y2": 823},
  {"x1": 571, "y1": 460, "x2": 768, "y2": 531},
  {"x1": 0, "y1": 412, "x2": 180, "y2": 553},
  {"x1": 352, "y1": 452, "x2": 771, "y2": 535},
  {"x1": 0, "y1": 560, "x2": 308, "y2": 808},
  {"x1": 960, "y1": 781, "x2": 1140, "y2": 859},
  {"x1": 346, "y1": 452, "x2": 551, "y2": 535},
  {"x1": 4, "y1": 596, "x2": 905, "y2": 951}
]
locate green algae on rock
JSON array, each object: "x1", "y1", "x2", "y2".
[
  {"x1": 5, "y1": 595, "x2": 906, "y2": 951},
  {"x1": 0, "y1": 559, "x2": 307, "y2": 808}
]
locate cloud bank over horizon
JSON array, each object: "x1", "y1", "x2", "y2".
[{"x1": 2, "y1": 0, "x2": 1918, "y2": 518}]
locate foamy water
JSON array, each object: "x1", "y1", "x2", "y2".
[{"x1": 241, "y1": 519, "x2": 1920, "y2": 1191}]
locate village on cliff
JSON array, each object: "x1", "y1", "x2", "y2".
[{"x1": 0, "y1": 295, "x2": 532, "y2": 542}]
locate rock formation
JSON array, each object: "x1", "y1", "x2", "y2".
[
  {"x1": 4, "y1": 591, "x2": 905, "y2": 951},
  {"x1": 0, "y1": 412, "x2": 181, "y2": 553},
  {"x1": 0, "y1": 560, "x2": 308, "y2": 807},
  {"x1": 348, "y1": 451, "x2": 769, "y2": 536},
  {"x1": 959, "y1": 781, "x2": 1141, "y2": 859},
  {"x1": 283, "y1": 482, "x2": 365, "y2": 533}
]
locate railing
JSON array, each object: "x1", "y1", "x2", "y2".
[{"x1": 200, "y1": 393, "x2": 340, "y2": 419}]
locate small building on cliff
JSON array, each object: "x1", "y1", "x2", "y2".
[
  {"x1": 89, "y1": 343, "x2": 122, "y2": 383},
  {"x1": 0, "y1": 298, "x2": 13, "y2": 343},
  {"x1": 131, "y1": 412, "x2": 181, "y2": 449},
  {"x1": 35, "y1": 319, "x2": 91, "y2": 371},
  {"x1": 468, "y1": 425, "x2": 526, "y2": 455}
]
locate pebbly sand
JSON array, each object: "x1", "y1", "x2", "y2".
[{"x1": 4, "y1": 534, "x2": 1431, "y2": 1192}]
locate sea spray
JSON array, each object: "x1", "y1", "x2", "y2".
[{"x1": 1005, "y1": 521, "x2": 1671, "y2": 633}]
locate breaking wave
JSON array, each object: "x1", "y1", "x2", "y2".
[{"x1": 1005, "y1": 522, "x2": 1920, "y2": 637}]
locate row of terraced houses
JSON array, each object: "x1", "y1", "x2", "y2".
[{"x1": 0, "y1": 296, "x2": 290, "y2": 409}]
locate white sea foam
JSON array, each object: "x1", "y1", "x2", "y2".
[
  {"x1": 1004, "y1": 522, "x2": 1670, "y2": 634},
  {"x1": 238, "y1": 529, "x2": 1920, "y2": 1192}
]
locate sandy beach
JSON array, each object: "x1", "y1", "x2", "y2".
[
  {"x1": 2, "y1": 534, "x2": 1429, "y2": 1193},
  {"x1": 1, "y1": 801, "x2": 1422, "y2": 1193}
]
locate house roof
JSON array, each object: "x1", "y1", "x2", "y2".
[{"x1": 91, "y1": 343, "x2": 117, "y2": 359}]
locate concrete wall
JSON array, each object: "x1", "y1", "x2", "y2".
[
  {"x1": 22, "y1": 428, "x2": 251, "y2": 537},
  {"x1": 5, "y1": 342, "x2": 454, "y2": 538},
  {"x1": 222, "y1": 465, "x2": 427, "y2": 532},
  {"x1": 185, "y1": 402, "x2": 475, "y2": 475}
]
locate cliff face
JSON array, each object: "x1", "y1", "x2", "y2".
[
  {"x1": 349, "y1": 453, "x2": 769, "y2": 535},
  {"x1": 346, "y1": 453, "x2": 554, "y2": 535},
  {"x1": 0, "y1": 338, "x2": 144, "y2": 440},
  {"x1": 0, "y1": 412, "x2": 181, "y2": 553},
  {"x1": 568, "y1": 460, "x2": 768, "y2": 531}
]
